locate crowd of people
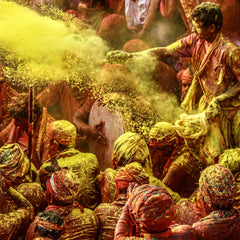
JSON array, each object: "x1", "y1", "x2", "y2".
[{"x1": 0, "y1": 0, "x2": 240, "y2": 240}]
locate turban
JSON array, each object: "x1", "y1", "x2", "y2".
[
  {"x1": 98, "y1": 14, "x2": 127, "y2": 41},
  {"x1": 48, "y1": 120, "x2": 77, "y2": 145},
  {"x1": 112, "y1": 132, "x2": 151, "y2": 169},
  {"x1": 149, "y1": 122, "x2": 176, "y2": 143},
  {"x1": 199, "y1": 164, "x2": 238, "y2": 208},
  {"x1": 115, "y1": 162, "x2": 149, "y2": 190},
  {"x1": 122, "y1": 39, "x2": 149, "y2": 53},
  {"x1": 127, "y1": 184, "x2": 175, "y2": 232},
  {"x1": 35, "y1": 215, "x2": 64, "y2": 232},
  {"x1": 0, "y1": 143, "x2": 31, "y2": 184},
  {"x1": 97, "y1": 168, "x2": 117, "y2": 203},
  {"x1": 46, "y1": 169, "x2": 80, "y2": 205}
]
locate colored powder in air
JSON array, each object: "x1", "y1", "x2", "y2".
[{"x1": 0, "y1": 1, "x2": 108, "y2": 86}]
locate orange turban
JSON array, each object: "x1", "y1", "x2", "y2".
[
  {"x1": 127, "y1": 184, "x2": 175, "y2": 232},
  {"x1": 98, "y1": 14, "x2": 127, "y2": 41},
  {"x1": 122, "y1": 39, "x2": 149, "y2": 53}
]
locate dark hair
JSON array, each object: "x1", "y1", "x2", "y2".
[
  {"x1": 191, "y1": 2, "x2": 223, "y2": 31},
  {"x1": 8, "y1": 93, "x2": 42, "y2": 119},
  {"x1": 36, "y1": 210, "x2": 64, "y2": 239},
  {"x1": 0, "y1": 148, "x2": 14, "y2": 164}
]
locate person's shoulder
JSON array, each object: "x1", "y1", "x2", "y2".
[
  {"x1": 220, "y1": 35, "x2": 240, "y2": 53},
  {"x1": 94, "y1": 202, "x2": 110, "y2": 213},
  {"x1": 181, "y1": 33, "x2": 199, "y2": 43},
  {"x1": 77, "y1": 151, "x2": 98, "y2": 163}
]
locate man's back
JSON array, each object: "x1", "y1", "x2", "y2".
[{"x1": 41, "y1": 148, "x2": 101, "y2": 209}]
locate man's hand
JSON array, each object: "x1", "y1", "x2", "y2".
[
  {"x1": 205, "y1": 97, "x2": 220, "y2": 119},
  {"x1": 106, "y1": 50, "x2": 132, "y2": 64},
  {"x1": 86, "y1": 122, "x2": 107, "y2": 145}
]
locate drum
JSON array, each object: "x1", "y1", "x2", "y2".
[
  {"x1": 88, "y1": 93, "x2": 157, "y2": 171},
  {"x1": 88, "y1": 100, "x2": 126, "y2": 171}
]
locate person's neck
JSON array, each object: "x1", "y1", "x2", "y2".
[{"x1": 207, "y1": 31, "x2": 220, "y2": 44}]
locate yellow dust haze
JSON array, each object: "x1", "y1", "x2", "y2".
[{"x1": 0, "y1": 1, "x2": 109, "y2": 86}]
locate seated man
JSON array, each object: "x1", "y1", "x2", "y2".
[
  {"x1": 45, "y1": 169, "x2": 99, "y2": 239},
  {"x1": 0, "y1": 93, "x2": 55, "y2": 169},
  {"x1": 115, "y1": 184, "x2": 197, "y2": 239},
  {"x1": 94, "y1": 162, "x2": 149, "y2": 240},
  {"x1": 39, "y1": 120, "x2": 101, "y2": 209},
  {"x1": 149, "y1": 121, "x2": 206, "y2": 198},
  {"x1": 192, "y1": 164, "x2": 240, "y2": 239},
  {"x1": 27, "y1": 168, "x2": 99, "y2": 239},
  {"x1": 0, "y1": 143, "x2": 45, "y2": 215},
  {"x1": 218, "y1": 148, "x2": 240, "y2": 212}
]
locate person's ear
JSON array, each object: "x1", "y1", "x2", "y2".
[
  {"x1": 48, "y1": 139, "x2": 59, "y2": 158},
  {"x1": 210, "y1": 24, "x2": 216, "y2": 33}
]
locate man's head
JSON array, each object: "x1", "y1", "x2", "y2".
[
  {"x1": 199, "y1": 164, "x2": 238, "y2": 211},
  {"x1": 115, "y1": 162, "x2": 149, "y2": 194},
  {"x1": 8, "y1": 93, "x2": 42, "y2": 130},
  {"x1": 127, "y1": 184, "x2": 175, "y2": 233},
  {"x1": 149, "y1": 122, "x2": 177, "y2": 148},
  {"x1": 47, "y1": 120, "x2": 77, "y2": 158},
  {"x1": 191, "y1": 2, "x2": 222, "y2": 40},
  {"x1": 0, "y1": 143, "x2": 31, "y2": 186},
  {"x1": 112, "y1": 132, "x2": 152, "y2": 173},
  {"x1": 35, "y1": 210, "x2": 64, "y2": 239}
]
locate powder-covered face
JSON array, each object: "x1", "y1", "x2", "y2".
[{"x1": 192, "y1": 20, "x2": 214, "y2": 41}]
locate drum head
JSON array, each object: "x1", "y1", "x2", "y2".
[{"x1": 88, "y1": 101, "x2": 126, "y2": 171}]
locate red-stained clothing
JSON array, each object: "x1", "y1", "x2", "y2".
[
  {"x1": 167, "y1": 33, "x2": 240, "y2": 148},
  {"x1": 104, "y1": 0, "x2": 124, "y2": 14},
  {"x1": 0, "y1": 82, "x2": 18, "y2": 132},
  {"x1": 162, "y1": 150, "x2": 206, "y2": 198},
  {"x1": 174, "y1": 198, "x2": 207, "y2": 226},
  {"x1": 0, "y1": 108, "x2": 54, "y2": 169},
  {"x1": 94, "y1": 196, "x2": 127, "y2": 240},
  {"x1": 115, "y1": 225, "x2": 197, "y2": 240},
  {"x1": 168, "y1": 33, "x2": 240, "y2": 103},
  {"x1": 192, "y1": 209, "x2": 240, "y2": 240},
  {"x1": 37, "y1": 81, "x2": 94, "y2": 124},
  {"x1": 115, "y1": 202, "x2": 197, "y2": 239},
  {"x1": 115, "y1": 185, "x2": 196, "y2": 240},
  {"x1": 46, "y1": 203, "x2": 99, "y2": 240}
]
